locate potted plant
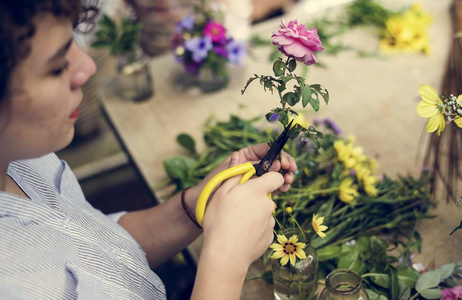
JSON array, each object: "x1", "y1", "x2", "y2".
[{"x1": 92, "y1": 14, "x2": 154, "y2": 102}]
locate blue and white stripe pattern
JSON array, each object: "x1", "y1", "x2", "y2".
[{"x1": 0, "y1": 153, "x2": 166, "y2": 299}]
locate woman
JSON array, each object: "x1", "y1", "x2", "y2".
[{"x1": 0, "y1": 1, "x2": 297, "y2": 299}]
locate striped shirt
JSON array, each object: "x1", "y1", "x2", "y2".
[{"x1": 0, "y1": 153, "x2": 166, "y2": 299}]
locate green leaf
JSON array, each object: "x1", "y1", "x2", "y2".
[
  {"x1": 420, "y1": 288, "x2": 442, "y2": 299},
  {"x1": 435, "y1": 263, "x2": 455, "y2": 280},
  {"x1": 163, "y1": 156, "x2": 196, "y2": 181},
  {"x1": 399, "y1": 287, "x2": 411, "y2": 300},
  {"x1": 316, "y1": 245, "x2": 341, "y2": 261},
  {"x1": 310, "y1": 92, "x2": 320, "y2": 111},
  {"x1": 366, "y1": 289, "x2": 388, "y2": 300},
  {"x1": 273, "y1": 59, "x2": 285, "y2": 77},
  {"x1": 177, "y1": 133, "x2": 196, "y2": 155},
  {"x1": 287, "y1": 59, "x2": 297, "y2": 72},
  {"x1": 397, "y1": 267, "x2": 419, "y2": 288},
  {"x1": 300, "y1": 84, "x2": 312, "y2": 108},
  {"x1": 416, "y1": 270, "x2": 441, "y2": 292},
  {"x1": 310, "y1": 83, "x2": 329, "y2": 105},
  {"x1": 388, "y1": 267, "x2": 399, "y2": 300},
  {"x1": 278, "y1": 111, "x2": 288, "y2": 126},
  {"x1": 283, "y1": 92, "x2": 299, "y2": 106}
]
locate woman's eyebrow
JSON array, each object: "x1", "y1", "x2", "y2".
[{"x1": 47, "y1": 37, "x2": 73, "y2": 63}]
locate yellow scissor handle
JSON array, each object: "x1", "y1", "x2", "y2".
[{"x1": 196, "y1": 162, "x2": 255, "y2": 227}]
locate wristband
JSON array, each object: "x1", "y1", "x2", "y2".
[{"x1": 181, "y1": 187, "x2": 202, "y2": 229}]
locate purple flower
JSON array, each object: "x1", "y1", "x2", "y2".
[
  {"x1": 185, "y1": 37, "x2": 212, "y2": 62},
  {"x1": 269, "y1": 113, "x2": 279, "y2": 122},
  {"x1": 214, "y1": 45, "x2": 228, "y2": 58},
  {"x1": 226, "y1": 40, "x2": 247, "y2": 66},
  {"x1": 324, "y1": 118, "x2": 342, "y2": 135},
  {"x1": 176, "y1": 15, "x2": 195, "y2": 32}
]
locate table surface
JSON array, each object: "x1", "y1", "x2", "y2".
[{"x1": 99, "y1": 1, "x2": 462, "y2": 298}]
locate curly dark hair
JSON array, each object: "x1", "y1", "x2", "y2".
[{"x1": 0, "y1": 0, "x2": 98, "y2": 101}]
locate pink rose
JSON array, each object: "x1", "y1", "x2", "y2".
[
  {"x1": 442, "y1": 286, "x2": 462, "y2": 300},
  {"x1": 271, "y1": 19, "x2": 324, "y2": 66}
]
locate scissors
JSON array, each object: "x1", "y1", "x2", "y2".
[{"x1": 195, "y1": 119, "x2": 294, "y2": 227}]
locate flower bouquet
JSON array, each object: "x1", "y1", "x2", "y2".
[{"x1": 171, "y1": 1, "x2": 247, "y2": 93}]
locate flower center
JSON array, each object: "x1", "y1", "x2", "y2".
[
  {"x1": 284, "y1": 243, "x2": 296, "y2": 254},
  {"x1": 313, "y1": 222, "x2": 319, "y2": 232},
  {"x1": 212, "y1": 28, "x2": 219, "y2": 35}
]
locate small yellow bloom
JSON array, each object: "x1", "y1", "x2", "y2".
[
  {"x1": 289, "y1": 113, "x2": 310, "y2": 128},
  {"x1": 455, "y1": 116, "x2": 462, "y2": 128},
  {"x1": 363, "y1": 175, "x2": 378, "y2": 197},
  {"x1": 417, "y1": 84, "x2": 446, "y2": 135},
  {"x1": 312, "y1": 213, "x2": 328, "y2": 239},
  {"x1": 285, "y1": 207, "x2": 293, "y2": 214},
  {"x1": 339, "y1": 178, "x2": 359, "y2": 204},
  {"x1": 270, "y1": 234, "x2": 307, "y2": 266}
]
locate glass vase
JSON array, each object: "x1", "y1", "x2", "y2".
[
  {"x1": 198, "y1": 64, "x2": 229, "y2": 93},
  {"x1": 272, "y1": 232, "x2": 318, "y2": 300},
  {"x1": 319, "y1": 269, "x2": 369, "y2": 300},
  {"x1": 116, "y1": 48, "x2": 154, "y2": 102}
]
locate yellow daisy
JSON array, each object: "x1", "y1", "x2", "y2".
[
  {"x1": 338, "y1": 178, "x2": 359, "y2": 204},
  {"x1": 312, "y1": 214, "x2": 328, "y2": 239},
  {"x1": 363, "y1": 175, "x2": 378, "y2": 197},
  {"x1": 417, "y1": 84, "x2": 446, "y2": 135},
  {"x1": 270, "y1": 234, "x2": 307, "y2": 267}
]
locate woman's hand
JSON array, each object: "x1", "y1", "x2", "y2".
[
  {"x1": 191, "y1": 150, "x2": 290, "y2": 299},
  {"x1": 192, "y1": 143, "x2": 297, "y2": 198}
]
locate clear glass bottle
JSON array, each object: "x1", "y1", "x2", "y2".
[
  {"x1": 272, "y1": 231, "x2": 318, "y2": 300},
  {"x1": 116, "y1": 47, "x2": 154, "y2": 102},
  {"x1": 319, "y1": 269, "x2": 369, "y2": 300}
]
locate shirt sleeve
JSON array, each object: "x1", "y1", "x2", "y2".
[{"x1": 106, "y1": 211, "x2": 128, "y2": 223}]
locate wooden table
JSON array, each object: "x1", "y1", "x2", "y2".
[{"x1": 100, "y1": 1, "x2": 461, "y2": 298}]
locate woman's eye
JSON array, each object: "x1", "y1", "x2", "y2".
[{"x1": 51, "y1": 62, "x2": 69, "y2": 76}]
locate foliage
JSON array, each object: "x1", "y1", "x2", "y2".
[
  {"x1": 161, "y1": 115, "x2": 444, "y2": 298},
  {"x1": 91, "y1": 14, "x2": 142, "y2": 56}
]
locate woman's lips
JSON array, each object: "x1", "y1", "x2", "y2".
[{"x1": 69, "y1": 108, "x2": 79, "y2": 119}]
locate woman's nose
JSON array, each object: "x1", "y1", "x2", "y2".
[{"x1": 69, "y1": 42, "x2": 97, "y2": 89}]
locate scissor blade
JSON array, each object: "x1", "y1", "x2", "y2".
[{"x1": 254, "y1": 119, "x2": 294, "y2": 176}]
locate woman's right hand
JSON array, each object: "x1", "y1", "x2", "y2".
[{"x1": 200, "y1": 151, "x2": 284, "y2": 270}]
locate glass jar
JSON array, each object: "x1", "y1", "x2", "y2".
[
  {"x1": 116, "y1": 48, "x2": 154, "y2": 102},
  {"x1": 198, "y1": 63, "x2": 229, "y2": 93},
  {"x1": 271, "y1": 231, "x2": 318, "y2": 300},
  {"x1": 319, "y1": 269, "x2": 369, "y2": 300}
]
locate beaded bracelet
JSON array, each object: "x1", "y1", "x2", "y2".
[{"x1": 181, "y1": 187, "x2": 202, "y2": 229}]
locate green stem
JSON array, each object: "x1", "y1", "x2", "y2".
[{"x1": 409, "y1": 292, "x2": 420, "y2": 300}]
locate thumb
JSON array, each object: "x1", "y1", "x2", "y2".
[
  {"x1": 227, "y1": 151, "x2": 242, "y2": 168},
  {"x1": 249, "y1": 171, "x2": 285, "y2": 194}
]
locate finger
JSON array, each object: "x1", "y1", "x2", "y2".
[
  {"x1": 218, "y1": 151, "x2": 246, "y2": 194},
  {"x1": 247, "y1": 172, "x2": 284, "y2": 195},
  {"x1": 283, "y1": 172, "x2": 294, "y2": 185}
]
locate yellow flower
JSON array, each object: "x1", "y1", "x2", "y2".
[
  {"x1": 270, "y1": 234, "x2": 307, "y2": 266},
  {"x1": 363, "y1": 175, "x2": 378, "y2": 197},
  {"x1": 339, "y1": 178, "x2": 359, "y2": 204},
  {"x1": 289, "y1": 113, "x2": 310, "y2": 128},
  {"x1": 312, "y1": 213, "x2": 328, "y2": 239},
  {"x1": 285, "y1": 207, "x2": 293, "y2": 214},
  {"x1": 455, "y1": 116, "x2": 462, "y2": 128},
  {"x1": 417, "y1": 84, "x2": 446, "y2": 135}
]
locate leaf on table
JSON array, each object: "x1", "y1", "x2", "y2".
[
  {"x1": 177, "y1": 133, "x2": 196, "y2": 155},
  {"x1": 415, "y1": 270, "x2": 441, "y2": 292},
  {"x1": 420, "y1": 287, "x2": 442, "y2": 299}
]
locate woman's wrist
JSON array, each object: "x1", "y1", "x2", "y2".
[{"x1": 181, "y1": 185, "x2": 202, "y2": 229}]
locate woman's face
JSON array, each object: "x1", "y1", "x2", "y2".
[{"x1": 0, "y1": 14, "x2": 96, "y2": 161}]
